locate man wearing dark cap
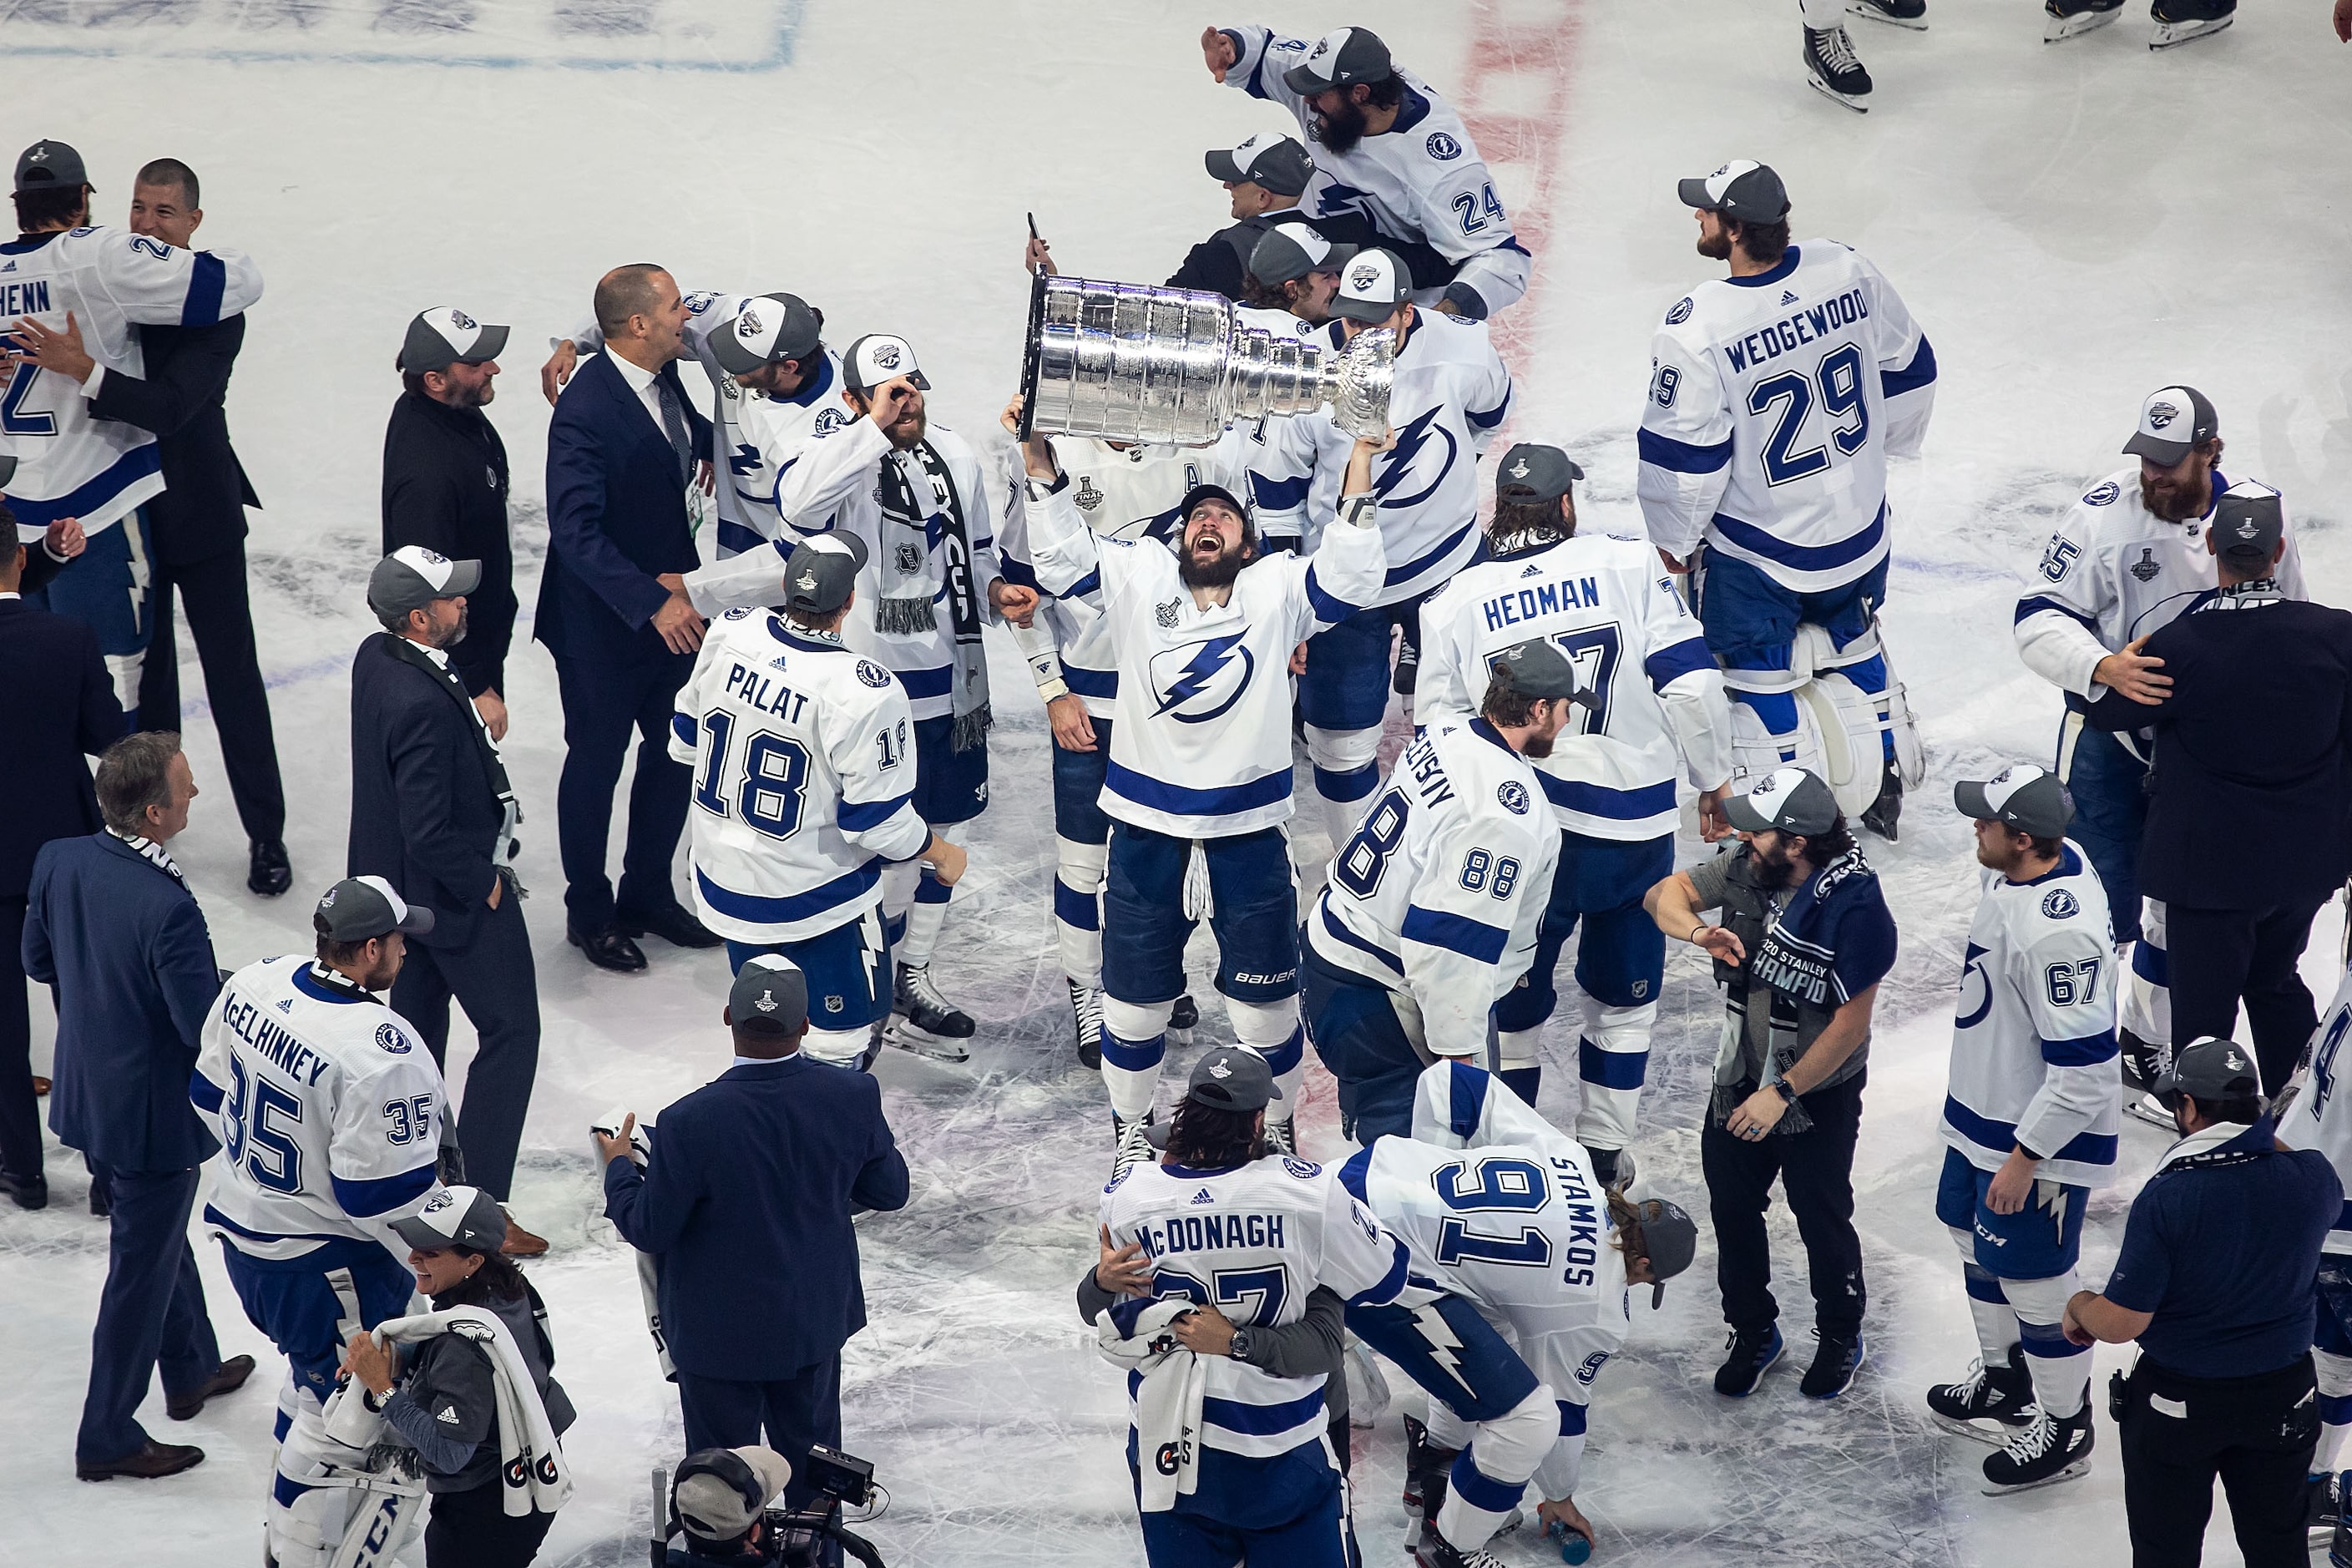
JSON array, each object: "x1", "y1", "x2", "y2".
[
  {"x1": 384, "y1": 307, "x2": 518, "y2": 739},
  {"x1": 599, "y1": 954, "x2": 910, "y2": 1505},
  {"x1": 1924, "y1": 765, "x2": 2120, "y2": 1494},
  {"x1": 2019, "y1": 390, "x2": 2308, "y2": 1096},
  {"x1": 1167, "y1": 132, "x2": 1372, "y2": 303},
  {"x1": 1645, "y1": 766, "x2": 1897, "y2": 1402},
  {"x1": 350, "y1": 545, "x2": 544, "y2": 1252},
  {"x1": 1200, "y1": 24, "x2": 1530, "y2": 319},
  {"x1": 1416, "y1": 442, "x2": 1734, "y2": 1186},
  {"x1": 667, "y1": 533, "x2": 968, "y2": 1068},
  {"x1": 2064, "y1": 1036, "x2": 2341, "y2": 1567},
  {"x1": 2088, "y1": 480, "x2": 2352, "y2": 1097}
]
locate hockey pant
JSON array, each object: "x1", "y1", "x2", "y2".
[
  {"x1": 2056, "y1": 712, "x2": 2150, "y2": 947},
  {"x1": 33, "y1": 509, "x2": 153, "y2": 722},
  {"x1": 1300, "y1": 597, "x2": 1430, "y2": 853},
  {"x1": 1053, "y1": 716, "x2": 1116, "y2": 992},
  {"x1": 882, "y1": 861, "x2": 953, "y2": 971},
  {"x1": 1347, "y1": 1292, "x2": 1554, "y2": 1552},
  {"x1": 2313, "y1": 1255, "x2": 2352, "y2": 1472},
  {"x1": 723, "y1": 907, "x2": 890, "y2": 1067},
  {"x1": 1949, "y1": 1226, "x2": 2089, "y2": 1420}
]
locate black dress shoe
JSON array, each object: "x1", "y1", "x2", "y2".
[
  {"x1": 166, "y1": 1354, "x2": 255, "y2": 1421},
  {"x1": 77, "y1": 1439, "x2": 205, "y2": 1480},
  {"x1": 568, "y1": 923, "x2": 648, "y2": 973},
  {"x1": 0, "y1": 1170, "x2": 46, "y2": 1210},
  {"x1": 246, "y1": 840, "x2": 292, "y2": 897},
  {"x1": 617, "y1": 899, "x2": 723, "y2": 950}
]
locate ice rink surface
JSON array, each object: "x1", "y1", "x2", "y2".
[{"x1": 6, "y1": 0, "x2": 2352, "y2": 1562}]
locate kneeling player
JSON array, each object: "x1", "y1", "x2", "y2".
[
  {"x1": 1301, "y1": 638, "x2": 1567, "y2": 1141},
  {"x1": 1926, "y1": 766, "x2": 2117, "y2": 1495},
  {"x1": 1344, "y1": 1060, "x2": 1697, "y2": 1565},
  {"x1": 670, "y1": 535, "x2": 968, "y2": 1067}
]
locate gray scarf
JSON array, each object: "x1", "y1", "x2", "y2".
[{"x1": 876, "y1": 438, "x2": 991, "y2": 751}]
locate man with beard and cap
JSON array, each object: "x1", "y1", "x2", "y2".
[
  {"x1": 1199, "y1": 24, "x2": 1529, "y2": 320},
  {"x1": 1414, "y1": 444, "x2": 1735, "y2": 1187},
  {"x1": 2015, "y1": 388, "x2": 2307, "y2": 1100},
  {"x1": 1006, "y1": 395, "x2": 1389, "y2": 1172},
  {"x1": 1297, "y1": 638, "x2": 1568, "y2": 1144},
  {"x1": 1644, "y1": 766, "x2": 1896, "y2": 1404},
  {"x1": 768, "y1": 335, "x2": 1035, "y2": 1060}
]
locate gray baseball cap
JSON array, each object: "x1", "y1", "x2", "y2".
[
  {"x1": 1725, "y1": 766, "x2": 1840, "y2": 836},
  {"x1": 1677, "y1": 159, "x2": 1789, "y2": 224},
  {"x1": 1631, "y1": 1196, "x2": 1697, "y2": 1307},
  {"x1": 314, "y1": 874, "x2": 436, "y2": 942},
  {"x1": 369, "y1": 545, "x2": 482, "y2": 621},
  {"x1": 2122, "y1": 385, "x2": 2218, "y2": 468},
  {"x1": 1330, "y1": 248, "x2": 1413, "y2": 325},
  {"x1": 1954, "y1": 764, "x2": 2074, "y2": 837},
  {"x1": 674, "y1": 1447, "x2": 793, "y2": 1542},
  {"x1": 1491, "y1": 638, "x2": 1585, "y2": 702},
  {"x1": 14, "y1": 139, "x2": 89, "y2": 195},
  {"x1": 710, "y1": 293, "x2": 823, "y2": 377},
  {"x1": 1185, "y1": 1045, "x2": 1284, "y2": 1112},
  {"x1": 391, "y1": 1184, "x2": 506, "y2": 1252},
  {"x1": 2212, "y1": 480, "x2": 2284, "y2": 567},
  {"x1": 400, "y1": 306, "x2": 508, "y2": 375},
  {"x1": 783, "y1": 532, "x2": 867, "y2": 619},
  {"x1": 2156, "y1": 1036, "x2": 2260, "y2": 1103},
  {"x1": 728, "y1": 954, "x2": 808, "y2": 1034},
  {"x1": 1283, "y1": 26, "x2": 1394, "y2": 94},
  {"x1": 1495, "y1": 443, "x2": 1583, "y2": 503},
  {"x1": 842, "y1": 333, "x2": 928, "y2": 396},
  {"x1": 1247, "y1": 221, "x2": 1358, "y2": 287},
  {"x1": 1205, "y1": 133, "x2": 1314, "y2": 198}
]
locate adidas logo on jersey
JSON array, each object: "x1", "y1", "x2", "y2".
[
  {"x1": 276, "y1": 998, "x2": 293, "y2": 1014},
  {"x1": 1520, "y1": 563, "x2": 1542, "y2": 577},
  {"x1": 1191, "y1": 1187, "x2": 1215, "y2": 1205},
  {"x1": 1780, "y1": 289, "x2": 1799, "y2": 305}
]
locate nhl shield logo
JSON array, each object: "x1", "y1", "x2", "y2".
[{"x1": 895, "y1": 543, "x2": 922, "y2": 574}]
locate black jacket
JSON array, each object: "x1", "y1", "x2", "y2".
[
  {"x1": 0, "y1": 597, "x2": 117, "y2": 900},
  {"x1": 347, "y1": 632, "x2": 508, "y2": 948},
  {"x1": 382, "y1": 391, "x2": 515, "y2": 697},
  {"x1": 87, "y1": 316, "x2": 260, "y2": 567},
  {"x1": 2087, "y1": 588, "x2": 2352, "y2": 909},
  {"x1": 392, "y1": 1286, "x2": 574, "y2": 1495},
  {"x1": 1166, "y1": 209, "x2": 1383, "y2": 302}
]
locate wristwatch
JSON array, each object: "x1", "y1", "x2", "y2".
[
  {"x1": 1772, "y1": 1080, "x2": 1798, "y2": 1105},
  {"x1": 1229, "y1": 1325, "x2": 1258, "y2": 1362}
]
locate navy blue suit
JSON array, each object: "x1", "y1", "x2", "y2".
[
  {"x1": 0, "y1": 594, "x2": 118, "y2": 1184},
  {"x1": 537, "y1": 350, "x2": 711, "y2": 930},
  {"x1": 23, "y1": 832, "x2": 227, "y2": 1461},
  {"x1": 603, "y1": 1054, "x2": 908, "y2": 1505}
]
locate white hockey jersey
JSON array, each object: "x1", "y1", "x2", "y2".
[
  {"x1": 1247, "y1": 311, "x2": 1511, "y2": 605},
  {"x1": 0, "y1": 226, "x2": 264, "y2": 534},
  {"x1": 1343, "y1": 1059, "x2": 1631, "y2": 1498},
  {"x1": 1418, "y1": 534, "x2": 1734, "y2": 842},
  {"x1": 1219, "y1": 25, "x2": 1531, "y2": 317},
  {"x1": 2279, "y1": 964, "x2": 2352, "y2": 1256},
  {"x1": 1021, "y1": 473, "x2": 1385, "y2": 836},
  {"x1": 999, "y1": 436, "x2": 1245, "y2": 721},
  {"x1": 1101, "y1": 1151, "x2": 1409, "y2": 1465},
  {"x1": 1940, "y1": 846, "x2": 2119, "y2": 1190},
  {"x1": 192, "y1": 956, "x2": 447, "y2": 1262},
  {"x1": 668, "y1": 610, "x2": 929, "y2": 944},
  {"x1": 2015, "y1": 466, "x2": 2308, "y2": 754},
  {"x1": 1636, "y1": 240, "x2": 1935, "y2": 592},
  {"x1": 676, "y1": 351, "x2": 860, "y2": 616},
  {"x1": 1307, "y1": 720, "x2": 1560, "y2": 1060}
]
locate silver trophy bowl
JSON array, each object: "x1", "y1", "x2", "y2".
[{"x1": 1018, "y1": 274, "x2": 1393, "y2": 446}]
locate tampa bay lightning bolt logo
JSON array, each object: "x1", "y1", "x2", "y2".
[
  {"x1": 376, "y1": 1023, "x2": 412, "y2": 1055},
  {"x1": 2083, "y1": 482, "x2": 2120, "y2": 508},
  {"x1": 1954, "y1": 942, "x2": 1992, "y2": 1030},
  {"x1": 2041, "y1": 889, "x2": 2080, "y2": 920},
  {"x1": 1373, "y1": 405, "x2": 1459, "y2": 511},
  {"x1": 1497, "y1": 781, "x2": 1530, "y2": 816},
  {"x1": 1149, "y1": 633, "x2": 1256, "y2": 722},
  {"x1": 855, "y1": 660, "x2": 893, "y2": 689},
  {"x1": 813, "y1": 408, "x2": 850, "y2": 434},
  {"x1": 1424, "y1": 131, "x2": 1462, "y2": 161},
  {"x1": 1666, "y1": 297, "x2": 1694, "y2": 326}
]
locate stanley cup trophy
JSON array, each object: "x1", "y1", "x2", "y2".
[{"x1": 1016, "y1": 273, "x2": 1393, "y2": 445}]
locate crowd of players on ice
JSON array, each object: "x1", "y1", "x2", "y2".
[{"x1": 6, "y1": 16, "x2": 2352, "y2": 1568}]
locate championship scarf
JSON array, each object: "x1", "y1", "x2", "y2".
[
  {"x1": 385, "y1": 635, "x2": 524, "y2": 866},
  {"x1": 105, "y1": 827, "x2": 186, "y2": 885},
  {"x1": 876, "y1": 440, "x2": 992, "y2": 751}
]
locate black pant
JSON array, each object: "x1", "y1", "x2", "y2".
[
  {"x1": 390, "y1": 892, "x2": 541, "y2": 1201},
  {"x1": 677, "y1": 1356, "x2": 841, "y2": 1512},
  {"x1": 2119, "y1": 1353, "x2": 2318, "y2": 1568},
  {"x1": 2167, "y1": 896, "x2": 2331, "y2": 1095},
  {"x1": 552, "y1": 651, "x2": 692, "y2": 930},
  {"x1": 1700, "y1": 1070, "x2": 1867, "y2": 1338},
  {"x1": 422, "y1": 1479, "x2": 557, "y2": 1568},
  {"x1": 136, "y1": 544, "x2": 286, "y2": 843},
  {"x1": 76, "y1": 1165, "x2": 222, "y2": 1462},
  {"x1": 0, "y1": 897, "x2": 48, "y2": 1182}
]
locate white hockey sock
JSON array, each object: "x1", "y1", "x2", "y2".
[
  {"x1": 1496, "y1": 1024, "x2": 1542, "y2": 1107},
  {"x1": 1055, "y1": 835, "x2": 1108, "y2": 992},
  {"x1": 1102, "y1": 997, "x2": 1174, "y2": 1121},
  {"x1": 1305, "y1": 724, "x2": 1383, "y2": 853},
  {"x1": 2121, "y1": 897, "x2": 2171, "y2": 1051},
  {"x1": 1228, "y1": 996, "x2": 1305, "y2": 1128},
  {"x1": 880, "y1": 861, "x2": 919, "y2": 951},
  {"x1": 1950, "y1": 1226, "x2": 2021, "y2": 1364},
  {"x1": 1571, "y1": 993, "x2": 1656, "y2": 1154},
  {"x1": 1799, "y1": 0, "x2": 1846, "y2": 26},
  {"x1": 2317, "y1": 1349, "x2": 2352, "y2": 1471},
  {"x1": 2004, "y1": 1271, "x2": 2089, "y2": 1419},
  {"x1": 898, "y1": 868, "x2": 953, "y2": 970},
  {"x1": 802, "y1": 1027, "x2": 871, "y2": 1069}
]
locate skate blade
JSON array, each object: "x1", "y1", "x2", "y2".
[
  {"x1": 1849, "y1": 3, "x2": 1929, "y2": 28},
  {"x1": 2125, "y1": 1096, "x2": 2177, "y2": 1129},
  {"x1": 1806, "y1": 74, "x2": 1871, "y2": 112},
  {"x1": 1933, "y1": 1412, "x2": 2034, "y2": 1448},
  {"x1": 884, "y1": 1022, "x2": 971, "y2": 1062},
  {"x1": 2043, "y1": 8, "x2": 2120, "y2": 40},
  {"x1": 1165, "y1": 1027, "x2": 1196, "y2": 1050},
  {"x1": 1982, "y1": 1458, "x2": 2092, "y2": 1495},
  {"x1": 2150, "y1": 15, "x2": 2231, "y2": 48}
]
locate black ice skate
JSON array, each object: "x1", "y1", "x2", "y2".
[
  {"x1": 1110, "y1": 1112, "x2": 1156, "y2": 1179},
  {"x1": 2044, "y1": 0, "x2": 2124, "y2": 40},
  {"x1": 1862, "y1": 759, "x2": 1903, "y2": 842},
  {"x1": 1714, "y1": 1324, "x2": 1785, "y2": 1397},
  {"x1": 1393, "y1": 639, "x2": 1420, "y2": 696},
  {"x1": 2309, "y1": 1469, "x2": 2341, "y2": 1535},
  {"x1": 1982, "y1": 1403, "x2": 2094, "y2": 1494},
  {"x1": 1849, "y1": 0, "x2": 1928, "y2": 28},
  {"x1": 1411, "y1": 1519, "x2": 1507, "y2": 1568},
  {"x1": 888, "y1": 961, "x2": 974, "y2": 1062},
  {"x1": 2117, "y1": 1028, "x2": 2162, "y2": 1095},
  {"x1": 1928, "y1": 1345, "x2": 2036, "y2": 1444},
  {"x1": 1070, "y1": 980, "x2": 1103, "y2": 1070},
  {"x1": 1264, "y1": 1117, "x2": 1297, "y2": 1158},
  {"x1": 1400, "y1": 1413, "x2": 1453, "y2": 1516},
  {"x1": 1168, "y1": 992, "x2": 1200, "y2": 1048},
  {"x1": 1804, "y1": 25, "x2": 1873, "y2": 111},
  {"x1": 2150, "y1": 0, "x2": 2233, "y2": 49},
  {"x1": 1587, "y1": 1146, "x2": 1636, "y2": 1191}
]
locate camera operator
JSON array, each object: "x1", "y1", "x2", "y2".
[{"x1": 664, "y1": 1445, "x2": 795, "y2": 1565}]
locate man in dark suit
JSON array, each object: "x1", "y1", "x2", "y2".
[
  {"x1": 24, "y1": 731, "x2": 253, "y2": 1479},
  {"x1": 25, "y1": 159, "x2": 291, "y2": 896},
  {"x1": 0, "y1": 506, "x2": 119, "y2": 1210},
  {"x1": 2090, "y1": 480, "x2": 2352, "y2": 1094},
  {"x1": 350, "y1": 547, "x2": 544, "y2": 1254},
  {"x1": 599, "y1": 955, "x2": 909, "y2": 1507},
  {"x1": 539, "y1": 263, "x2": 721, "y2": 973},
  {"x1": 382, "y1": 306, "x2": 516, "y2": 741}
]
